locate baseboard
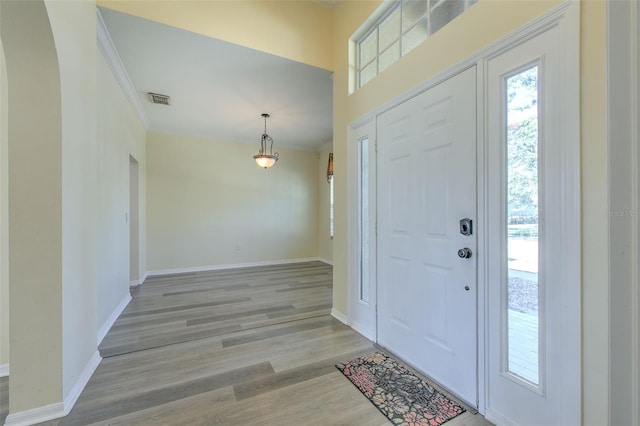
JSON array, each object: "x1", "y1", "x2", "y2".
[
  {"x1": 129, "y1": 279, "x2": 139, "y2": 288},
  {"x1": 97, "y1": 293, "x2": 131, "y2": 345},
  {"x1": 0, "y1": 363, "x2": 8, "y2": 377},
  {"x1": 4, "y1": 402, "x2": 65, "y2": 426},
  {"x1": 63, "y1": 351, "x2": 101, "y2": 415},
  {"x1": 146, "y1": 257, "x2": 326, "y2": 277},
  {"x1": 317, "y1": 257, "x2": 333, "y2": 266},
  {"x1": 331, "y1": 308, "x2": 349, "y2": 325}
]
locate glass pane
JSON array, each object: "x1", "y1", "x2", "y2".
[
  {"x1": 359, "y1": 138, "x2": 370, "y2": 303},
  {"x1": 402, "y1": 0, "x2": 428, "y2": 33},
  {"x1": 359, "y1": 30, "x2": 378, "y2": 70},
  {"x1": 401, "y1": 18, "x2": 427, "y2": 56},
  {"x1": 379, "y1": 8, "x2": 401, "y2": 51},
  {"x1": 506, "y1": 66, "x2": 539, "y2": 385},
  {"x1": 430, "y1": 0, "x2": 465, "y2": 34},
  {"x1": 360, "y1": 61, "x2": 377, "y2": 87},
  {"x1": 379, "y1": 42, "x2": 400, "y2": 73}
]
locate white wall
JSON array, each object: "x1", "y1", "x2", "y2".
[
  {"x1": 96, "y1": 46, "x2": 147, "y2": 334},
  {"x1": 317, "y1": 142, "x2": 333, "y2": 263},
  {"x1": 146, "y1": 132, "x2": 319, "y2": 272},
  {"x1": 45, "y1": 0, "x2": 100, "y2": 400}
]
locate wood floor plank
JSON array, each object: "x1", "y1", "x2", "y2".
[
  {"x1": 221, "y1": 315, "x2": 337, "y2": 348},
  {"x1": 0, "y1": 376, "x2": 8, "y2": 425},
  {"x1": 117, "y1": 297, "x2": 252, "y2": 318},
  {"x1": 185, "y1": 304, "x2": 296, "y2": 326},
  {"x1": 232, "y1": 347, "x2": 375, "y2": 401},
  {"x1": 1, "y1": 262, "x2": 494, "y2": 426},
  {"x1": 59, "y1": 362, "x2": 275, "y2": 425}
]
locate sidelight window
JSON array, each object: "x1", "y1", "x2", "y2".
[{"x1": 505, "y1": 65, "x2": 541, "y2": 386}]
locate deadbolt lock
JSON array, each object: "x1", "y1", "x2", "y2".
[{"x1": 459, "y1": 218, "x2": 473, "y2": 236}]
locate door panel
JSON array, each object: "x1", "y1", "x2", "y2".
[
  {"x1": 349, "y1": 121, "x2": 377, "y2": 341},
  {"x1": 485, "y1": 13, "x2": 580, "y2": 424},
  {"x1": 378, "y1": 66, "x2": 477, "y2": 406}
]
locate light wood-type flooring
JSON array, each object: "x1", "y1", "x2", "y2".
[{"x1": 1, "y1": 261, "x2": 491, "y2": 425}]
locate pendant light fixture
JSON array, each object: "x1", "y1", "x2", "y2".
[{"x1": 253, "y1": 113, "x2": 279, "y2": 169}]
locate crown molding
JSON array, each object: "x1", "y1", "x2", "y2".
[{"x1": 96, "y1": 8, "x2": 150, "y2": 129}]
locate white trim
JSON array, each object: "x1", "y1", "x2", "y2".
[
  {"x1": 97, "y1": 293, "x2": 131, "y2": 346},
  {"x1": 317, "y1": 257, "x2": 333, "y2": 266},
  {"x1": 129, "y1": 280, "x2": 139, "y2": 288},
  {"x1": 330, "y1": 308, "x2": 349, "y2": 325},
  {"x1": 96, "y1": 8, "x2": 150, "y2": 129},
  {"x1": 347, "y1": 119, "x2": 377, "y2": 344},
  {"x1": 475, "y1": 59, "x2": 488, "y2": 414},
  {"x1": 0, "y1": 363, "x2": 8, "y2": 377},
  {"x1": 554, "y1": 3, "x2": 582, "y2": 423},
  {"x1": 146, "y1": 257, "x2": 326, "y2": 277},
  {"x1": 63, "y1": 351, "x2": 101, "y2": 415},
  {"x1": 4, "y1": 402, "x2": 65, "y2": 426}
]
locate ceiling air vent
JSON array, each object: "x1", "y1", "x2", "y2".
[{"x1": 148, "y1": 92, "x2": 171, "y2": 105}]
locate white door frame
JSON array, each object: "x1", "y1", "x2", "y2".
[
  {"x1": 346, "y1": 1, "x2": 579, "y2": 418},
  {"x1": 347, "y1": 119, "x2": 377, "y2": 341}
]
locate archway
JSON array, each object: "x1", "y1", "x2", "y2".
[{"x1": 0, "y1": 0, "x2": 65, "y2": 422}]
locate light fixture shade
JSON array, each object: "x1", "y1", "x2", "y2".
[
  {"x1": 254, "y1": 154, "x2": 278, "y2": 169},
  {"x1": 254, "y1": 113, "x2": 279, "y2": 169},
  {"x1": 327, "y1": 152, "x2": 334, "y2": 182}
]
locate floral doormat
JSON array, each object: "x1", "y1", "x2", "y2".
[{"x1": 336, "y1": 352, "x2": 465, "y2": 426}]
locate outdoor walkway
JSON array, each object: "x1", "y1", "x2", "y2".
[{"x1": 508, "y1": 309, "x2": 538, "y2": 384}]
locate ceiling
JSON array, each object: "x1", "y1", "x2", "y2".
[{"x1": 99, "y1": 7, "x2": 334, "y2": 151}]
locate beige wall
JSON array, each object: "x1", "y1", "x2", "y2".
[
  {"x1": 579, "y1": 1, "x2": 608, "y2": 424},
  {"x1": 96, "y1": 45, "x2": 147, "y2": 335},
  {"x1": 317, "y1": 142, "x2": 333, "y2": 263},
  {"x1": 1, "y1": 0, "x2": 64, "y2": 411},
  {"x1": 97, "y1": 0, "x2": 334, "y2": 71},
  {"x1": 147, "y1": 132, "x2": 319, "y2": 272},
  {"x1": 0, "y1": 31, "x2": 8, "y2": 371},
  {"x1": 332, "y1": 0, "x2": 608, "y2": 423}
]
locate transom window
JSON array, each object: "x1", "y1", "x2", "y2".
[{"x1": 356, "y1": 0, "x2": 477, "y2": 89}]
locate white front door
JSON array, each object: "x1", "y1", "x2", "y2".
[{"x1": 377, "y1": 66, "x2": 477, "y2": 406}]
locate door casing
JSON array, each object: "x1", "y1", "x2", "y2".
[{"x1": 346, "y1": 1, "x2": 579, "y2": 420}]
